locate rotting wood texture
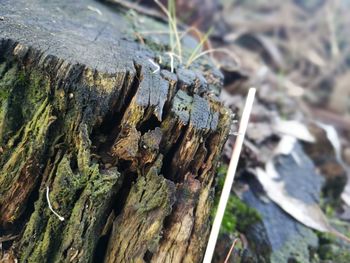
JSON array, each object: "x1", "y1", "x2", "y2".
[{"x1": 0, "y1": 0, "x2": 231, "y2": 262}]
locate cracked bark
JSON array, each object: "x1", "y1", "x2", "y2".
[{"x1": 0, "y1": 0, "x2": 231, "y2": 262}]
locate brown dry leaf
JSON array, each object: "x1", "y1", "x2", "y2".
[
  {"x1": 316, "y1": 122, "x2": 342, "y2": 161},
  {"x1": 0, "y1": 249, "x2": 17, "y2": 263},
  {"x1": 282, "y1": 79, "x2": 305, "y2": 97},
  {"x1": 304, "y1": 49, "x2": 326, "y2": 67},
  {"x1": 344, "y1": 147, "x2": 350, "y2": 165},
  {"x1": 328, "y1": 71, "x2": 350, "y2": 115},
  {"x1": 250, "y1": 33, "x2": 286, "y2": 69},
  {"x1": 313, "y1": 122, "x2": 350, "y2": 206}
]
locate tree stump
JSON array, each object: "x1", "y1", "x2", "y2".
[{"x1": 0, "y1": 0, "x2": 231, "y2": 262}]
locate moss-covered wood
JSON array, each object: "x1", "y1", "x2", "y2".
[{"x1": 0, "y1": 0, "x2": 231, "y2": 262}]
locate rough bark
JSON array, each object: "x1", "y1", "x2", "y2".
[{"x1": 0, "y1": 0, "x2": 231, "y2": 262}]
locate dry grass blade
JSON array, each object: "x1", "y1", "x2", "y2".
[
  {"x1": 186, "y1": 48, "x2": 240, "y2": 68},
  {"x1": 224, "y1": 238, "x2": 240, "y2": 263},
  {"x1": 0, "y1": 235, "x2": 18, "y2": 243},
  {"x1": 185, "y1": 28, "x2": 212, "y2": 67},
  {"x1": 154, "y1": 0, "x2": 182, "y2": 62}
]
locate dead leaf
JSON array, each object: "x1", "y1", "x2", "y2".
[
  {"x1": 255, "y1": 145, "x2": 350, "y2": 242},
  {"x1": 342, "y1": 183, "x2": 350, "y2": 207},
  {"x1": 246, "y1": 122, "x2": 274, "y2": 143},
  {"x1": 310, "y1": 122, "x2": 350, "y2": 206},
  {"x1": 305, "y1": 49, "x2": 326, "y2": 67},
  {"x1": 274, "y1": 135, "x2": 297, "y2": 156},
  {"x1": 274, "y1": 120, "x2": 316, "y2": 142},
  {"x1": 256, "y1": 166, "x2": 332, "y2": 232},
  {"x1": 282, "y1": 79, "x2": 305, "y2": 97},
  {"x1": 316, "y1": 122, "x2": 342, "y2": 162},
  {"x1": 252, "y1": 34, "x2": 285, "y2": 69}
]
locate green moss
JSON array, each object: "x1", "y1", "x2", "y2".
[
  {"x1": 0, "y1": 86, "x2": 10, "y2": 100},
  {"x1": 0, "y1": 99, "x2": 55, "y2": 216},
  {"x1": 19, "y1": 153, "x2": 122, "y2": 262},
  {"x1": 51, "y1": 166, "x2": 121, "y2": 262},
  {"x1": 316, "y1": 230, "x2": 350, "y2": 263},
  {"x1": 0, "y1": 63, "x2": 50, "y2": 145},
  {"x1": 51, "y1": 156, "x2": 87, "y2": 209},
  {"x1": 314, "y1": 196, "x2": 350, "y2": 262},
  {"x1": 317, "y1": 241, "x2": 350, "y2": 263},
  {"x1": 0, "y1": 65, "x2": 24, "y2": 143},
  {"x1": 135, "y1": 167, "x2": 173, "y2": 213},
  {"x1": 89, "y1": 166, "x2": 119, "y2": 200},
  {"x1": 77, "y1": 123, "x2": 93, "y2": 175},
  {"x1": 22, "y1": 70, "x2": 50, "y2": 120},
  {"x1": 212, "y1": 164, "x2": 262, "y2": 234},
  {"x1": 19, "y1": 155, "x2": 85, "y2": 262},
  {"x1": 270, "y1": 227, "x2": 318, "y2": 263}
]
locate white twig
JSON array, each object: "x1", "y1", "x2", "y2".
[
  {"x1": 87, "y1": 5, "x2": 102, "y2": 16},
  {"x1": 165, "y1": 52, "x2": 181, "y2": 73},
  {"x1": 46, "y1": 186, "x2": 65, "y2": 221},
  {"x1": 165, "y1": 52, "x2": 174, "y2": 73},
  {"x1": 203, "y1": 88, "x2": 256, "y2": 263},
  {"x1": 157, "y1": 55, "x2": 162, "y2": 64},
  {"x1": 229, "y1": 132, "x2": 242, "y2": 136},
  {"x1": 148, "y1": 58, "x2": 160, "y2": 74},
  {"x1": 167, "y1": 53, "x2": 174, "y2": 73},
  {"x1": 186, "y1": 48, "x2": 240, "y2": 68}
]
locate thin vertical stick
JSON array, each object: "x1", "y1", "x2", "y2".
[
  {"x1": 224, "y1": 238, "x2": 239, "y2": 263},
  {"x1": 203, "y1": 88, "x2": 256, "y2": 263}
]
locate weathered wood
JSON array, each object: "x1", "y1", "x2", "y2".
[
  {"x1": 104, "y1": 167, "x2": 175, "y2": 263},
  {"x1": 0, "y1": 0, "x2": 231, "y2": 262}
]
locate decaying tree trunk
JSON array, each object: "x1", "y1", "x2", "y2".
[{"x1": 0, "y1": 0, "x2": 231, "y2": 262}]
